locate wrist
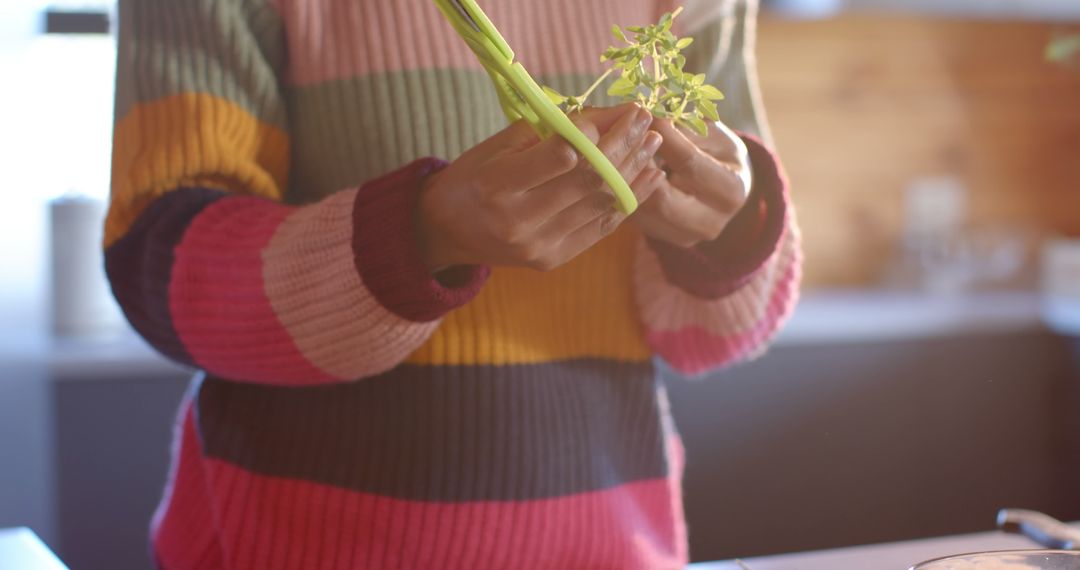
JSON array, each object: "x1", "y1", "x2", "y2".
[{"x1": 415, "y1": 169, "x2": 461, "y2": 273}]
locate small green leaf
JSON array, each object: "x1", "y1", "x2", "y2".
[
  {"x1": 607, "y1": 76, "x2": 637, "y2": 97},
  {"x1": 676, "y1": 37, "x2": 694, "y2": 49},
  {"x1": 627, "y1": 25, "x2": 645, "y2": 33},
  {"x1": 692, "y1": 73, "x2": 706, "y2": 86},
  {"x1": 686, "y1": 116, "x2": 709, "y2": 136},
  {"x1": 542, "y1": 85, "x2": 568, "y2": 106},
  {"x1": 699, "y1": 84, "x2": 725, "y2": 100},
  {"x1": 698, "y1": 99, "x2": 720, "y2": 121},
  {"x1": 612, "y1": 25, "x2": 627, "y2": 43}
]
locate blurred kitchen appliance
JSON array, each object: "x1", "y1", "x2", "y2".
[
  {"x1": 48, "y1": 194, "x2": 122, "y2": 337},
  {"x1": 887, "y1": 176, "x2": 1029, "y2": 293}
]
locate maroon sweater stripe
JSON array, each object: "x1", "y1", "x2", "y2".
[
  {"x1": 195, "y1": 360, "x2": 667, "y2": 502},
  {"x1": 352, "y1": 157, "x2": 490, "y2": 323},
  {"x1": 105, "y1": 187, "x2": 226, "y2": 367}
]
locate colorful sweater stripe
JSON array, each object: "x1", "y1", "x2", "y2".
[{"x1": 105, "y1": 0, "x2": 801, "y2": 567}]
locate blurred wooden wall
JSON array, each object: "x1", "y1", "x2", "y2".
[{"x1": 756, "y1": 14, "x2": 1080, "y2": 288}]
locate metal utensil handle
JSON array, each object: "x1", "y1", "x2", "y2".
[{"x1": 997, "y1": 508, "x2": 1080, "y2": 550}]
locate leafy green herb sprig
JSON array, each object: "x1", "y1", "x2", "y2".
[{"x1": 543, "y1": 7, "x2": 724, "y2": 136}]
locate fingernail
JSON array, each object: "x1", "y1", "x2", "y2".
[
  {"x1": 635, "y1": 109, "x2": 653, "y2": 132},
  {"x1": 644, "y1": 131, "x2": 662, "y2": 154}
]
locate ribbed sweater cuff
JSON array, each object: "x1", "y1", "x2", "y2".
[
  {"x1": 647, "y1": 133, "x2": 790, "y2": 300},
  {"x1": 352, "y1": 158, "x2": 490, "y2": 322}
]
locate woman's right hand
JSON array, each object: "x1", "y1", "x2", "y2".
[{"x1": 416, "y1": 103, "x2": 665, "y2": 272}]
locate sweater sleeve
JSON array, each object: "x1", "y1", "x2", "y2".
[
  {"x1": 637, "y1": 0, "x2": 802, "y2": 376},
  {"x1": 105, "y1": 0, "x2": 487, "y2": 386},
  {"x1": 634, "y1": 137, "x2": 801, "y2": 376}
]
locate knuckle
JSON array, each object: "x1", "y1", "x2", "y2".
[
  {"x1": 630, "y1": 146, "x2": 655, "y2": 172},
  {"x1": 491, "y1": 219, "x2": 526, "y2": 245},
  {"x1": 510, "y1": 241, "x2": 544, "y2": 264},
  {"x1": 548, "y1": 141, "x2": 579, "y2": 171},
  {"x1": 586, "y1": 193, "x2": 613, "y2": 217},
  {"x1": 527, "y1": 256, "x2": 560, "y2": 272},
  {"x1": 480, "y1": 189, "x2": 509, "y2": 216},
  {"x1": 614, "y1": 135, "x2": 634, "y2": 158},
  {"x1": 598, "y1": 212, "x2": 624, "y2": 237}
]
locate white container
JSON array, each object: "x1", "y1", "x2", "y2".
[
  {"x1": 49, "y1": 195, "x2": 123, "y2": 337},
  {"x1": 1040, "y1": 237, "x2": 1080, "y2": 336}
]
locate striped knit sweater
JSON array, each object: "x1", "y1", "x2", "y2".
[{"x1": 105, "y1": 0, "x2": 801, "y2": 568}]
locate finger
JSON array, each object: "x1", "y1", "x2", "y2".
[
  {"x1": 638, "y1": 182, "x2": 731, "y2": 246},
  {"x1": 537, "y1": 134, "x2": 664, "y2": 243},
  {"x1": 634, "y1": 187, "x2": 704, "y2": 248},
  {"x1": 473, "y1": 106, "x2": 625, "y2": 197},
  {"x1": 654, "y1": 119, "x2": 747, "y2": 213},
  {"x1": 652, "y1": 119, "x2": 705, "y2": 174},
  {"x1": 630, "y1": 162, "x2": 668, "y2": 199},
  {"x1": 522, "y1": 106, "x2": 654, "y2": 217},
  {"x1": 475, "y1": 119, "x2": 543, "y2": 157},
  {"x1": 570, "y1": 102, "x2": 642, "y2": 134},
  {"x1": 597, "y1": 106, "x2": 655, "y2": 173},
  {"x1": 483, "y1": 131, "x2": 584, "y2": 193},
  {"x1": 550, "y1": 198, "x2": 635, "y2": 264},
  {"x1": 615, "y1": 131, "x2": 664, "y2": 203},
  {"x1": 634, "y1": 212, "x2": 701, "y2": 249},
  {"x1": 667, "y1": 160, "x2": 748, "y2": 213}
]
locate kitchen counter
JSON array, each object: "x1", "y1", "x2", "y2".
[
  {"x1": 694, "y1": 523, "x2": 1080, "y2": 570},
  {"x1": 776, "y1": 290, "x2": 1045, "y2": 344},
  {"x1": 0, "y1": 290, "x2": 1054, "y2": 380}
]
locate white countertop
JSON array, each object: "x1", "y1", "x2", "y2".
[
  {"x1": 0, "y1": 528, "x2": 66, "y2": 570},
  {"x1": 775, "y1": 290, "x2": 1047, "y2": 344},
  {"x1": 695, "y1": 524, "x2": 1080, "y2": 570}
]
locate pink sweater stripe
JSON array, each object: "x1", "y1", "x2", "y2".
[
  {"x1": 643, "y1": 227, "x2": 803, "y2": 375},
  {"x1": 182, "y1": 458, "x2": 685, "y2": 570},
  {"x1": 171, "y1": 196, "x2": 337, "y2": 385},
  {"x1": 275, "y1": 0, "x2": 657, "y2": 86},
  {"x1": 262, "y1": 187, "x2": 443, "y2": 380}
]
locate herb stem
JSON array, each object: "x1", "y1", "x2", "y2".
[
  {"x1": 577, "y1": 67, "x2": 615, "y2": 103},
  {"x1": 675, "y1": 95, "x2": 689, "y2": 117},
  {"x1": 649, "y1": 43, "x2": 662, "y2": 108}
]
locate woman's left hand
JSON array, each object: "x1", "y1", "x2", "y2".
[{"x1": 631, "y1": 118, "x2": 753, "y2": 248}]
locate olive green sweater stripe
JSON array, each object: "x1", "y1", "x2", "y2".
[
  {"x1": 114, "y1": 0, "x2": 288, "y2": 129},
  {"x1": 283, "y1": 70, "x2": 618, "y2": 201}
]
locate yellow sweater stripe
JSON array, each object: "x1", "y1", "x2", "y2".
[
  {"x1": 406, "y1": 225, "x2": 653, "y2": 366},
  {"x1": 106, "y1": 93, "x2": 290, "y2": 247}
]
